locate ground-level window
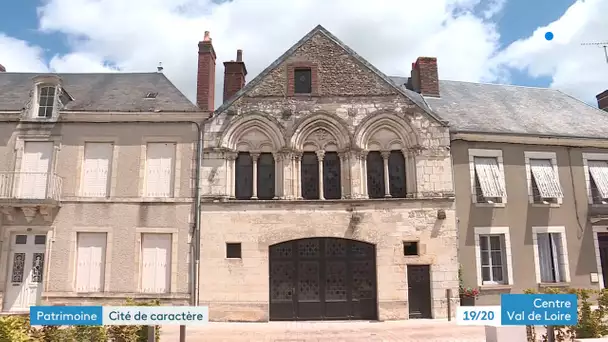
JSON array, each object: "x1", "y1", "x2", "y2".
[
  {"x1": 140, "y1": 233, "x2": 171, "y2": 293},
  {"x1": 479, "y1": 234, "x2": 507, "y2": 285},
  {"x1": 75, "y1": 232, "x2": 107, "y2": 292},
  {"x1": 536, "y1": 232, "x2": 566, "y2": 283}
]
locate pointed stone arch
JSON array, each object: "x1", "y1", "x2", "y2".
[
  {"x1": 354, "y1": 113, "x2": 420, "y2": 151},
  {"x1": 290, "y1": 113, "x2": 351, "y2": 151},
  {"x1": 220, "y1": 113, "x2": 286, "y2": 152}
]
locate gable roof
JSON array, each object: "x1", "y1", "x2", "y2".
[
  {"x1": 0, "y1": 72, "x2": 199, "y2": 112},
  {"x1": 214, "y1": 25, "x2": 447, "y2": 125},
  {"x1": 417, "y1": 80, "x2": 608, "y2": 139}
]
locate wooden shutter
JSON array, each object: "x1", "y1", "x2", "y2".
[
  {"x1": 141, "y1": 234, "x2": 171, "y2": 293},
  {"x1": 82, "y1": 143, "x2": 113, "y2": 197},
  {"x1": 145, "y1": 143, "x2": 175, "y2": 197},
  {"x1": 76, "y1": 233, "x2": 106, "y2": 292},
  {"x1": 19, "y1": 142, "x2": 53, "y2": 198}
]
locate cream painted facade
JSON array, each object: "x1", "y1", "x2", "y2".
[{"x1": 0, "y1": 111, "x2": 204, "y2": 311}]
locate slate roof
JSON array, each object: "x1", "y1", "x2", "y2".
[
  {"x1": 389, "y1": 77, "x2": 608, "y2": 139},
  {"x1": 214, "y1": 25, "x2": 447, "y2": 126},
  {"x1": 0, "y1": 72, "x2": 199, "y2": 112}
]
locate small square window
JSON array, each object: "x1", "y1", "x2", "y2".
[
  {"x1": 226, "y1": 243, "x2": 242, "y2": 259},
  {"x1": 34, "y1": 235, "x2": 46, "y2": 245},
  {"x1": 15, "y1": 235, "x2": 27, "y2": 245},
  {"x1": 294, "y1": 68, "x2": 312, "y2": 94},
  {"x1": 403, "y1": 241, "x2": 419, "y2": 256}
]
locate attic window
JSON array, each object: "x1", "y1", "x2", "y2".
[
  {"x1": 145, "y1": 92, "x2": 158, "y2": 99},
  {"x1": 37, "y1": 85, "x2": 56, "y2": 118},
  {"x1": 294, "y1": 68, "x2": 312, "y2": 94}
]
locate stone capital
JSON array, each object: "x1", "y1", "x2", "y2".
[
  {"x1": 250, "y1": 152, "x2": 261, "y2": 161},
  {"x1": 315, "y1": 150, "x2": 325, "y2": 160},
  {"x1": 380, "y1": 151, "x2": 391, "y2": 160},
  {"x1": 224, "y1": 151, "x2": 238, "y2": 161}
]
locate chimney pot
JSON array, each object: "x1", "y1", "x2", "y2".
[
  {"x1": 0, "y1": 64, "x2": 5, "y2": 72},
  {"x1": 196, "y1": 31, "x2": 216, "y2": 111},
  {"x1": 410, "y1": 57, "x2": 439, "y2": 97},
  {"x1": 597, "y1": 90, "x2": 608, "y2": 112},
  {"x1": 223, "y1": 50, "x2": 248, "y2": 104}
]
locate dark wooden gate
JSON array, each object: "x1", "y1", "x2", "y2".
[
  {"x1": 269, "y1": 238, "x2": 378, "y2": 321},
  {"x1": 407, "y1": 264, "x2": 432, "y2": 319}
]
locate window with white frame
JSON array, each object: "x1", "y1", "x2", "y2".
[
  {"x1": 75, "y1": 232, "x2": 107, "y2": 292},
  {"x1": 479, "y1": 235, "x2": 507, "y2": 284},
  {"x1": 144, "y1": 142, "x2": 176, "y2": 197},
  {"x1": 469, "y1": 149, "x2": 507, "y2": 204},
  {"x1": 37, "y1": 85, "x2": 56, "y2": 118},
  {"x1": 474, "y1": 227, "x2": 513, "y2": 286},
  {"x1": 140, "y1": 233, "x2": 171, "y2": 293},
  {"x1": 525, "y1": 152, "x2": 563, "y2": 204},
  {"x1": 532, "y1": 227, "x2": 570, "y2": 284},
  {"x1": 81, "y1": 142, "x2": 113, "y2": 197},
  {"x1": 586, "y1": 158, "x2": 608, "y2": 204}
]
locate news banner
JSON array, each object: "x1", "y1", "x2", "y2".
[
  {"x1": 456, "y1": 294, "x2": 578, "y2": 326},
  {"x1": 29, "y1": 294, "x2": 576, "y2": 326}
]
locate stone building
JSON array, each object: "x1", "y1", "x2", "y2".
[{"x1": 197, "y1": 25, "x2": 459, "y2": 321}]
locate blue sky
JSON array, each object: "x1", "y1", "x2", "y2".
[{"x1": 0, "y1": 0, "x2": 606, "y2": 106}]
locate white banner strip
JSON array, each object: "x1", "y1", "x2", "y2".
[{"x1": 102, "y1": 306, "x2": 209, "y2": 325}]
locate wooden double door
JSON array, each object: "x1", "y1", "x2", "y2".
[{"x1": 269, "y1": 238, "x2": 378, "y2": 321}]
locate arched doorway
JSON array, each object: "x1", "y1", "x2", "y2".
[{"x1": 269, "y1": 237, "x2": 378, "y2": 321}]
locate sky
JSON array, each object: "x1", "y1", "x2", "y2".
[{"x1": 0, "y1": 0, "x2": 607, "y2": 108}]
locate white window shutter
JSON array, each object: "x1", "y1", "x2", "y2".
[
  {"x1": 141, "y1": 234, "x2": 171, "y2": 293},
  {"x1": 76, "y1": 233, "x2": 106, "y2": 292},
  {"x1": 145, "y1": 143, "x2": 175, "y2": 197},
  {"x1": 19, "y1": 142, "x2": 53, "y2": 198},
  {"x1": 76, "y1": 240, "x2": 92, "y2": 292},
  {"x1": 82, "y1": 143, "x2": 113, "y2": 197}
]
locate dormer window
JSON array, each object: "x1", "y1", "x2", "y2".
[{"x1": 37, "y1": 85, "x2": 56, "y2": 118}]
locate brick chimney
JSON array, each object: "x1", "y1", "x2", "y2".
[
  {"x1": 410, "y1": 57, "x2": 439, "y2": 97},
  {"x1": 0, "y1": 64, "x2": 5, "y2": 72},
  {"x1": 597, "y1": 90, "x2": 608, "y2": 112},
  {"x1": 197, "y1": 31, "x2": 216, "y2": 111},
  {"x1": 223, "y1": 49, "x2": 247, "y2": 103}
]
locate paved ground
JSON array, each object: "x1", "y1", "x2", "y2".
[{"x1": 159, "y1": 320, "x2": 488, "y2": 342}]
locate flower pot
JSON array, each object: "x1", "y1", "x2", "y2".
[{"x1": 460, "y1": 295, "x2": 476, "y2": 306}]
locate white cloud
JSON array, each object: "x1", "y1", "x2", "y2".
[
  {"x1": 0, "y1": 0, "x2": 604, "y2": 108},
  {"x1": 31, "y1": 0, "x2": 503, "y2": 106},
  {"x1": 0, "y1": 34, "x2": 48, "y2": 72},
  {"x1": 494, "y1": 0, "x2": 608, "y2": 104}
]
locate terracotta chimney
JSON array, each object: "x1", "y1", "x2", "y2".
[
  {"x1": 0, "y1": 64, "x2": 5, "y2": 72},
  {"x1": 410, "y1": 57, "x2": 439, "y2": 97},
  {"x1": 197, "y1": 31, "x2": 216, "y2": 111},
  {"x1": 597, "y1": 90, "x2": 608, "y2": 112},
  {"x1": 223, "y1": 49, "x2": 247, "y2": 103}
]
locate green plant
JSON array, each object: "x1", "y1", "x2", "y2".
[
  {"x1": 107, "y1": 298, "x2": 161, "y2": 342},
  {"x1": 73, "y1": 325, "x2": 107, "y2": 342},
  {"x1": 0, "y1": 314, "x2": 32, "y2": 342}
]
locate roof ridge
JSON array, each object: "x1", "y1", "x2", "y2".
[{"x1": 438, "y1": 79, "x2": 560, "y2": 91}]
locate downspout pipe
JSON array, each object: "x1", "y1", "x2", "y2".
[{"x1": 0, "y1": 118, "x2": 203, "y2": 305}]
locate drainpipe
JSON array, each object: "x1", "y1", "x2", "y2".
[{"x1": 0, "y1": 118, "x2": 204, "y2": 305}]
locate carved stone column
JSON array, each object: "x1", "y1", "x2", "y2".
[
  {"x1": 250, "y1": 152, "x2": 260, "y2": 200},
  {"x1": 338, "y1": 151, "x2": 349, "y2": 199},
  {"x1": 359, "y1": 150, "x2": 369, "y2": 199},
  {"x1": 381, "y1": 151, "x2": 392, "y2": 198},
  {"x1": 225, "y1": 152, "x2": 238, "y2": 198},
  {"x1": 293, "y1": 152, "x2": 303, "y2": 199},
  {"x1": 402, "y1": 148, "x2": 416, "y2": 198},
  {"x1": 316, "y1": 150, "x2": 325, "y2": 200},
  {"x1": 272, "y1": 152, "x2": 282, "y2": 199}
]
